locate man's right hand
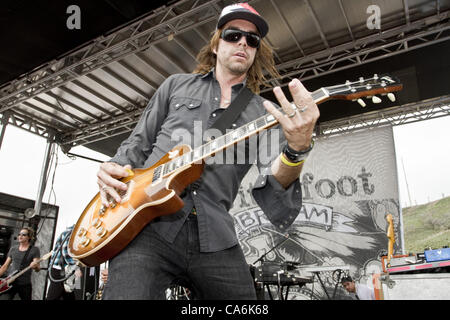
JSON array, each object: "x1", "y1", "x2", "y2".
[
  {"x1": 97, "y1": 162, "x2": 132, "y2": 206},
  {"x1": 101, "y1": 269, "x2": 108, "y2": 283}
]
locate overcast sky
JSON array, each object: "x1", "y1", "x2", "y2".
[{"x1": 1, "y1": 115, "x2": 450, "y2": 238}]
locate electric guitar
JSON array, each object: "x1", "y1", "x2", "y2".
[
  {"x1": 0, "y1": 251, "x2": 53, "y2": 294},
  {"x1": 68, "y1": 75, "x2": 403, "y2": 266},
  {"x1": 386, "y1": 213, "x2": 396, "y2": 267}
]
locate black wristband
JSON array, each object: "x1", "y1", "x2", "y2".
[{"x1": 282, "y1": 141, "x2": 314, "y2": 163}]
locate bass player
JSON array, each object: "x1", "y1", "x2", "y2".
[{"x1": 0, "y1": 227, "x2": 40, "y2": 300}]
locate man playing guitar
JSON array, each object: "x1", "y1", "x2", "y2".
[
  {"x1": 0, "y1": 227, "x2": 41, "y2": 300},
  {"x1": 96, "y1": 3, "x2": 319, "y2": 300}
]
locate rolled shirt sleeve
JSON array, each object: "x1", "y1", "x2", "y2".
[
  {"x1": 251, "y1": 126, "x2": 303, "y2": 232},
  {"x1": 252, "y1": 167, "x2": 302, "y2": 232}
]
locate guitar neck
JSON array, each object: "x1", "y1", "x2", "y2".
[
  {"x1": 7, "y1": 262, "x2": 37, "y2": 284},
  {"x1": 152, "y1": 74, "x2": 401, "y2": 181},
  {"x1": 151, "y1": 88, "x2": 329, "y2": 182},
  {"x1": 6, "y1": 251, "x2": 52, "y2": 285}
]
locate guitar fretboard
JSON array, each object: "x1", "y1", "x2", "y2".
[
  {"x1": 151, "y1": 74, "x2": 399, "y2": 183},
  {"x1": 151, "y1": 88, "x2": 329, "y2": 184}
]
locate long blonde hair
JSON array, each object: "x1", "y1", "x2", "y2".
[{"x1": 193, "y1": 29, "x2": 280, "y2": 94}]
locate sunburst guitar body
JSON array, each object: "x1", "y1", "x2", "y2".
[{"x1": 68, "y1": 145, "x2": 203, "y2": 266}]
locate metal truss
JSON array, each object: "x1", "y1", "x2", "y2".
[
  {"x1": 0, "y1": 0, "x2": 224, "y2": 113},
  {"x1": 262, "y1": 11, "x2": 450, "y2": 92},
  {"x1": 0, "y1": 1, "x2": 449, "y2": 149},
  {"x1": 0, "y1": 111, "x2": 54, "y2": 140},
  {"x1": 60, "y1": 14, "x2": 450, "y2": 147},
  {"x1": 60, "y1": 108, "x2": 144, "y2": 146},
  {"x1": 5, "y1": 95, "x2": 448, "y2": 145},
  {"x1": 1, "y1": 2, "x2": 447, "y2": 112},
  {"x1": 317, "y1": 95, "x2": 450, "y2": 136},
  {"x1": 55, "y1": 95, "x2": 450, "y2": 147}
]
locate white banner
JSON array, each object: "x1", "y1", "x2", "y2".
[{"x1": 230, "y1": 125, "x2": 402, "y2": 299}]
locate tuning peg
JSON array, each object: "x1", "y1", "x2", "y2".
[
  {"x1": 373, "y1": 74, "x2": 378, "y2": 79},
  {"x1": 357, "y1": 98, "x2": 366, "y2": 107},
  {"x1": 372, "y1": 96, "x2": 382, "y2": 103},
  {"x1": 387, "y1": 93, "x2": 396, "y2": 102}
]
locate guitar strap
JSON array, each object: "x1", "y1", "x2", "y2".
[
  {"x1": 19, "y1": 246, "x2": 32, "y2": 270},
  {"x1": 208, "y1": 86, "x2": 253, "y2": 135},
  {"x1": 189, "y1": 86, "x2": 253, "y2": 191}
]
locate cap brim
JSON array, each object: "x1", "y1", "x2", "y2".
[{"x1": 217, "y1": 11, "x2": 268, "y2": 37}]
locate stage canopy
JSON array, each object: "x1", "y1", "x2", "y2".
[{"x1": 1, "y1": 0, "x2": 449, "y2": 157}]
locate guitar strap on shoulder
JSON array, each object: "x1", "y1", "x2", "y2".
[
  {"x1": 189, "y1": 86, "x2": 253, "y2": 191},
  {"x1": 19, "y1": 246, "x2": 32, "y2": 270},
  {"x1": 208, "y1": 86, "x2": 253, "y2": 135}
]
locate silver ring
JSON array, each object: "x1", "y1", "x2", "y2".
[
  {"x1": 101, "y1": 185, "x2": 108, "y2": 192},
  {"x1": 287, "y1": 103, "x2": 298, "y2": 117},
  {"x1": 299, "y1": 106, "x2": 308, "y2": 113},
  {"x1": 287, "y1": 110, "x2": 297, "y2": 118}
]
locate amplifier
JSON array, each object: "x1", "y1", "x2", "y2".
[{"x1": 424, "y1": 247, "x2": 450, "y2": 262}]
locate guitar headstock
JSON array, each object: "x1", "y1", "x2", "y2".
[{"x1": 326, "y1": 74, "x2": 402, "y2": 105}]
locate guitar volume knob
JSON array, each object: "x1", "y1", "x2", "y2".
[
  {"x1": 96, "y1": 226, "x2": 107, "y2": 238},
  {"x1": 92, "y1": 218, "x2": 102, "y2": 228},
  {"x1": 80, "y1": 236, "x2": 91, "y2": 247},
  {"x1": 77, "y1": 228, "x2": 87, "y2": 237}
]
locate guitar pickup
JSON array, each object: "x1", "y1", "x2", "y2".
[
  {"x1": 118, "y1": 180, "x2": 134, "y2": 203},
  {"x1": 104, "y1": 180, "x2": 134, "y2": 205}
]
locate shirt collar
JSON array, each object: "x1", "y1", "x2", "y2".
[{"x1": 202, "y1": 68, "x2": 248, "y2": 90}]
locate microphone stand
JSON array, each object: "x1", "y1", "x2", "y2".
[
  {"x1": 251, "y1": 234, "x2": 290, "y2": 266},
  {"x1": 251, "y1": 234, "x2": 291, "y2": 300}
]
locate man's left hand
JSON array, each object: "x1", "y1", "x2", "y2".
[{"x1": 263, "y1": 78, "x2": 320, "y2": 151}]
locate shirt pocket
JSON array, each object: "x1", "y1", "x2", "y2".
[
  {"x1": 172, "y1": 97, "x2": 202, "y2": 111},
  {"x1": 162, "y1": 96, "x2": 204, "y2": 141}
]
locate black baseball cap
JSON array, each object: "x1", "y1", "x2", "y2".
[
  {"x1": 341, "y1": 276, "x2": 353, "y2": 284},
  {"x1": 217, "y1": 3, "x2": 269, "y2": 37}
]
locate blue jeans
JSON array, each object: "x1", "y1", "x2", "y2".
[{"x1": 103, "y1": 214, "x2": 256, "y2": 300}]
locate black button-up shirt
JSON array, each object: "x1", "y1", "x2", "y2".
[{"x1": 110, "y1": 71, "x2": 302, "y2": 252}]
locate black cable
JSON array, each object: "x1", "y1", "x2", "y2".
[
  {"x1": 66, "y1": 152, "x2": 104, "y2": 163},
  {"x1": 89, "y1": 267, "x2": 99, "y2": 300},
  {"x1": 36, "y1": 145, "x2": 58, "y2": 238}
]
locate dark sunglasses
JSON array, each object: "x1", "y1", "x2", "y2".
[
  {"x1": 18, "y1": 233, "x2": 29, "y2": 237},
  {"x1": 220, "y1": 29, "x2": 261, "y2": 48}
]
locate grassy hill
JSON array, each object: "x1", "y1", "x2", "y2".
[{"x1": 402, "y1": 196, "x2": 450, "y2": 253}]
